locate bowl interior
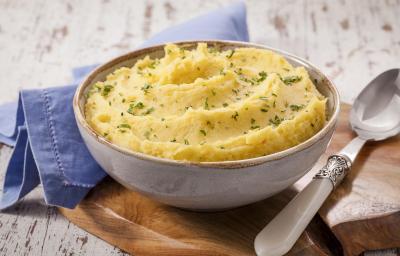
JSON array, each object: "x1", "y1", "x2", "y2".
[{"x1": 75, "y1": 40, "x2": 340, "y2": 167}]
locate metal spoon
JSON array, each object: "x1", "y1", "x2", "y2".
[{"x1": 254, "y1": 69, "x2": 400, "y2": 256}]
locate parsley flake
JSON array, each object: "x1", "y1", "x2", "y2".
[
  {"x1": 281, "y1": 75, "x2": 302, "y2": 85},
  {"x1": 101, "y1": 85, "x2": 113, "y2": 96},
  {"x1": 117, "y1": 124, "x2": 131, "y2": 129},
  {"x1": 231, "y1": 111, "x2": 239, "y2": 121}
]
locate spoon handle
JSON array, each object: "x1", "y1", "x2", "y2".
[{"x1": 254, "y1": 154, "x2": 352, "y2": 256}]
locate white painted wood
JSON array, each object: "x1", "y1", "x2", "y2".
[{"x1": 0, "y1": 0, "x2": 398, "y2": 255}]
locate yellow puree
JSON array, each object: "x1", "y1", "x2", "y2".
[{"x1": 85, "y1": 43, "x2": 326, "y2": 162}]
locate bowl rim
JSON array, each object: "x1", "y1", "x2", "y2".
[{"x1": 73, "y1": 40, "x2": 340, "y2": 169}]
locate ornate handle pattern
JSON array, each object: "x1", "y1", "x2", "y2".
[{"x1": 313, "y1": 155, "x2": 352, "y2": 188}]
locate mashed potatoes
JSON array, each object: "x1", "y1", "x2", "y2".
[{"x1": 85, "y1": 43, "x2": 326, "y2": 162}]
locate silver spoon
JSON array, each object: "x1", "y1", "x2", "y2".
[{"x1": 254, "y1": 69, "x2": 400, "y2": 256}]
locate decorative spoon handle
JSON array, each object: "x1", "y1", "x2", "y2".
[{"x1": 254, "y1": 155, "x2": 352, "y2": 256}]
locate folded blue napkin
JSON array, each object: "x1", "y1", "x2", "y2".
[{"x1": 0, "y1": 2, "x2": 249, "y2": 209}]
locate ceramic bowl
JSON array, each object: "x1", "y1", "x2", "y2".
[{"x1": 73, "y1": 40, "x2": 340, "y2": 211}]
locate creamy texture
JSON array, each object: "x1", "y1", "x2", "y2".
[{"x1": 85, "y1": 43, "x2": 326, "y2": 162}]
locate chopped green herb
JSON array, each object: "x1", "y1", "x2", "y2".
[
  {"x1": 127, "y1": 102, "x2": 145, "y2": 115},
  {"x1": 120, "y1": 112, "x2": 124, "y2": 116},
  {"x1": 117, "y1": 124, "x2": 131, "y2": 129},
  {"x1": 143, "y1": 107, "x2": 155, "y2": 115},
  {"x1": 200, "y1": 129, "x2": 207, "y2": 136},
  {"x1": 204, "y1": 97, "x2": 209, "y2": 110},
  {"x1": 271, "y1": 93, "x2": 277, "y2": 97},
  {"x1": 311, "y1": 123, "x2": 315, "y2": 127},
  {"x1": 103, "y1": 132, "x2": 109, "y2": 137},
  {"x1": 170, "y1": 138, "x2": 177, "y2": 142},
  {"x1": 232, "y1": 88, "x2": 239, "y2": 95},
  {"x1": 226, "y1": 49, "x2": 235, "y2": 58},
  {"x1": 235, "y1": 68, "x2": 243, "y2": 75},
  {"x1": 250, "y1": 125, "x2": 260, "y2": 130},
  {"x1": 260, "y1": 108, "x2": 269, "y2": 112},
  {"x1": 239, "y1": 76, "x2": 255, "y2": 85},
  {"x1": 281, "y1": 75, "x2": 302, "y2": 85},
  {"x1": 257, "y1": 71, "x2": 268, "y2": 83},
  {"x1": 161, "y1": 118, "x2": 165, "y2": 121},
  {"x1": 259, "y1": 96, "x2": 268, "y2": 101},
  {"x1": 141, "y1": 83, "x2": 152, "y2": 94},
  {"x1": 101, "y1": 85, "x2": 113, "y2": 96},
  {"x1": 135, "y1": 102, "x2": 145, "y2": 109},
  {"x1": 184, "y1": 139, "x2": 189, "y2": 145},
  {"x1": 231, "y1": 111, "x2": 239, "y2": 121},
  {"x1": 148, "y1": 61, "x2": 157, "y2": 69},
  {"x1": 290, "y1": 104, "x2": 305, "y2": 111},
  {"x1": 269, "y1": 115, "x2": 283, "y2": 127},
  {"x1": 122, "y1": 98, "x2": 126, "y2": 103},
  {"x1": 222, "y1": 103, "x2": 228, "y2": 107},
  {"x1": 283, "y1": 68, "x2": 290, "y2": 72},
  {"x1": 144, "y1": 131, "x2": 151, "y2": 139},
  {"x1": 251, "y1": 118, "x2": 256, "y2": 124},
  {"x1": 220, "y1": 146, "x2": 225, "y2": 149},
  {"x1": 211, "y1": 89, "x2": 216, "y2": 96}
]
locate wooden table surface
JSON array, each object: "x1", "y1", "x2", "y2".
[{"x1": 0, "y1": 0, "x2": 398, "y2": 255}]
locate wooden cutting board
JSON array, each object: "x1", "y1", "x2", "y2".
[{"x1": 59, "y1": 104, "x2": 400, "y2": 256}]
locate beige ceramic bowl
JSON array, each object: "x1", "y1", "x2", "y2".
[{"x1": 73, "y1": 40, "x2": 340, "y2": 211}]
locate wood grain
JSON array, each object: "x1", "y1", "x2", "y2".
[
  {"x1": 1, "y1": 0, "x2": 399, "y2": 255},
  {"x1": 59, "y1": 103, "x2": 400, "y2": 256},
  {"x1": 59, "y1": 178, "x2": 342, "y2": 256}
]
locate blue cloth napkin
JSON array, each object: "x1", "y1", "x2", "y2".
[{"x1": 0, "y1": 2, "x2": 249, "y2": 210}]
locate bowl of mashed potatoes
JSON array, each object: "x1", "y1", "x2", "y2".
[{"x1": 73, "y1": 40, "x2": 340, "y2": 210}]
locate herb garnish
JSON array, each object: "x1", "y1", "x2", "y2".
[
  {"x1": 127, "y1": 102, "x2": 145, "y2": 114},
  {"x1": 199, "y1": 130, "x2": 207, "y2": 136},
  {"x1": 135, "y1": 102, "x2": 145, "y2": 109},
  {"x1": 101, "y1": 85, "x2": 113, "y2": 96},
  {"x1": 290, "y1": 104, "x2": 305, "y2": 111},
  {"x1": 117, "y1": 124, "x2": 131, "y2": 129},
  {"x1": 141, "y1": 83, "x2": 152, "y2": 94},
  {"x1": 269, "y1": 115, "x2": 283, "y2": 127},
  {"x1": 231, "y1": 111, "x2": 239, "y2": 120},
  {"x1": 143, "y1": 107, "x2": 154, "y2": 115},
  {"x1": 222, "y1": 103, "x2": 228, "y2": 107},
  {"x1": 281, "y1": 75, "x2": 302, "y2": 85},
  {"x1": 204, "y1": 97, "x2": 209, "y2": 110},
  {"x1": 226, "y1": 49, "x2": 235, "y2": 58},
  {"x1": 257, "y1": 71, "x2": 268, "y2": 83},
  {"x1": 184, "y1": 139, "x2": 189, "y2": 145}
]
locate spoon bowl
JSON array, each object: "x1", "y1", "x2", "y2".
[{"x1": 350, "y1": 69, "x2": 400, "y2": 141}]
